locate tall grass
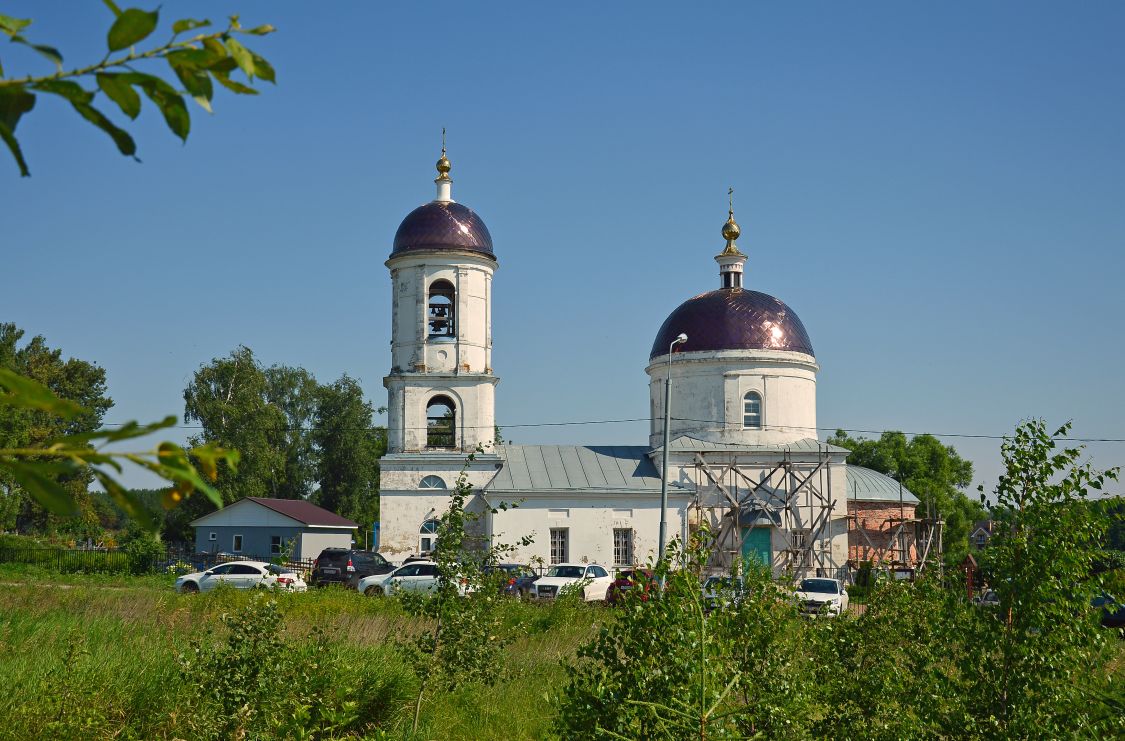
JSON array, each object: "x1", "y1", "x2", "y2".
[{"x1": 0, "y1": 570, "x2": 600, "y2": 740}]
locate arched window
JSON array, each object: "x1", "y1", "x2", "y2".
[
  {"x1": 426, "y1": 395, "x2": 456, "y2": 448},
  {"x1": 428, "y1": 279, "x2": 455, "y2": 337},
  {"x1": 419, "y1": 519, "x2": 439, "y2": 554},
  {"x1": 419, "y1": 475, "x2": 447, "y2": 490},
  {"x1": 742, "y1": 391, "x2": 762, "y2": 429}
]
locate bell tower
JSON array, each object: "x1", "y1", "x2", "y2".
[{"x1": 383, "y1": 141, "x2": 499, "y2": 454}]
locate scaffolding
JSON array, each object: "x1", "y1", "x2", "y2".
[
  {"x1": 688, "y1": 446, "x2": 842, "y2": 579},
  {"x1": 845, "y1": 481, "x2": 945, "y2": 576}
]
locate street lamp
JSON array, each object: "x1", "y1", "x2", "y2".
[{"x1": 658, "y1": 332, "x2": 688, "y2": 570}]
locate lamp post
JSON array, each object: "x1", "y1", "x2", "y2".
[{"x1": 658, "y1": 333, "x2": 688, "y2": 571}]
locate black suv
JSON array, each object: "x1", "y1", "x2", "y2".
[{"x1": 310, "y1": 548, "x2": 394, "y2": 589}]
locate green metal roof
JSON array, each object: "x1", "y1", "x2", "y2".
[
  {"x1": 486, "y1": 445, "x2": 663, "y2": 493},
  {"x1": 845, "y1": 466, "x2": 920, "y2": 504}
]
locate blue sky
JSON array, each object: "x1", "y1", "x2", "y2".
[{"x1": 4, "y1": 1, "x2": 1124, "y2": 495}]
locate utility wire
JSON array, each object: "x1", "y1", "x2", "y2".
[{"x1": 96, "y1": 416, "x2": 1125, "y2": 444}]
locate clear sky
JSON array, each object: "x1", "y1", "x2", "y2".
[{"x1": 4, "y1": 1, "x2": 1124, "y2": 496}]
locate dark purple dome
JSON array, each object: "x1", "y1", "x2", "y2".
[
  {"x1": 391, "y1": 201, "x2": 494, "y2": 257},
  {"x1": 650, "y1": 288, "x2": 814, "y2": 359}
]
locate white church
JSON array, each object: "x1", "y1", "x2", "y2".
[{"x1": 377, "y1": 146, "x2": 919, "y2": 579}]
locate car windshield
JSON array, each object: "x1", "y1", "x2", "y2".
[
  {"x1": 266, "y1": 564, "x2": 291, "y2": 575},
  {"x1": 546, "y1": 566, "x2": 585, "y2": 579},
  {"x1": 800, "y1": 579, "x2": 838, "y2": 594}
]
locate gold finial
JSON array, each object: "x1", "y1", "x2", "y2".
[
  {"x1": 721, "y1": 186, "x2": 741, "y2": 250},
  {"x1": 435, "y1": 127, "x2": 451, "y2": 181}
]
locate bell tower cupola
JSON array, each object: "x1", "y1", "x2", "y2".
[{"x1": 384, "y1": 136, "x2": 498, "y2": 454}]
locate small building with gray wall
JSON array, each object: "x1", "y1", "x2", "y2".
[{"x1": 191, "y1": 497, "x2": 358, "y2": 561}]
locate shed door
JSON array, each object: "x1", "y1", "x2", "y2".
[{"x1": 740, "y1": 527, "x2": 771, "y2": 568}]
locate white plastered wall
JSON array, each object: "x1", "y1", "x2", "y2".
[
  {"x1": 484, "y1": 493, "x2": 692, "y2": 568},
  {"x1": 378, "y1": 453, "x2": 503, "y2": 563},
  {"x1": 648, "y1": 349, "x2": 818, "y2": 448}
]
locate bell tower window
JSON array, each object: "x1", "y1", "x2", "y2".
[
  {"x1": 428, "y1": 280, "x2": 455, "y2": 337},
  {"x1": 426, "y1": 395, "x2": 457, "y2": 448},
  {"x1": 742, "y1": 391, "x2": 762, "y2": 429}
]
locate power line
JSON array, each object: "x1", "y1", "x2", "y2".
[{"x1": 96, "y1": 416, "x2": 1125, "y2": 444}]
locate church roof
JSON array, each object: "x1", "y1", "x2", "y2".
[
  {"x1": 650, "y1": 289, "x2": 814, "y2": 359},
  {"x1": 486, "y1": 445, "x2": 664, "y2": 493},
  {"x1": 845, "y1": 466, "x2": 920, "y2": 504}
]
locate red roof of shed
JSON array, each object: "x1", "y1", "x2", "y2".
[{"x1": 246, "y1": 497, "x2": 357, "y2": 527}]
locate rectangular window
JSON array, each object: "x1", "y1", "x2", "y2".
[
  {"x1": 232, "y1": 534, "x2": 243, "y2": 553},
  {"x1": 270, "y1": 536, "x2": 282, "y2": 555},
  {"x1": 550, "y1": 528, "x2": 568, "y2": 564},
  {"x1": 208, "y1": 531, "x2": 217, "y2": 541},
  {"x1": 613, "y1": 528, "x2": 633, "y2": 567}
]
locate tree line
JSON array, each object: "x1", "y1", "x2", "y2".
[{"x1": 0, "y1": 325, "x2": 384, "y2": 544}]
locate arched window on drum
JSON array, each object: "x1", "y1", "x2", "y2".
[{"x1": 742, "y1": 391, "x2": 762, "y2": 429}]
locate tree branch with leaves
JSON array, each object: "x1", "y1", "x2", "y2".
[
  {"x1": 0, "y1": 2, "x2": 276, "y2": 176},
  {"x1": 0, "y1": 367, "x2": 238, "y2": 531}
]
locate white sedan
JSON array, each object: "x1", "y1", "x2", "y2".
[
  {"x1": 531, "y1": 563, "x2": 613, "y2": 602},
  {"x1": 358, "y1": 561, "x2": 474, "y2": 597},
  {"x1": 175, "y1": 561, "x2": 308, "y2": 593}
]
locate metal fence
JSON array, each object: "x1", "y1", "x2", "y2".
[{"x1": 0, "y1": 545, "x2": 315, "y2": 577}]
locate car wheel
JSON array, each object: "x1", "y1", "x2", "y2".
[
  {"x1": 181, "y1": 582, "x2": 199, "y2": 594},
  {"x1": 364, "y1": 585, "x2": 384, "y2": 597}
]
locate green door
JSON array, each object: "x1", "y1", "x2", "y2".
[{"x1": 740, "y1": 527, "x2": 771, "y2": 568}]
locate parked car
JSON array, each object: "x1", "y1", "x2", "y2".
[
  {"x1": 702, "y1": 575, "x2": 746, "y2": 612},
  {"x1": 532, "y1": 563, "x2": 613, "y2": 602},
  {"x1": 485, "y1": 563, "x2": 538, "y2": 598},
  {"x1": 310, "y1": 548, "x2": 394, "y2": 589},
  {"x1": 1092, "y1": 593, "x2": 1125, "y2": 629},
  {"x1": 175, "y1": 560, "x2": 308, "y2": 593},
  {"x1": 357, "y1": 561, "x2": 473, "y2": 598},
  {"x1": 973, "y1": 589, "x2": 1001, "y2": 608},
  {"x1": 795, "y1": 577, "x2": 849, "y2": 617},
  {"x1": 606, "y1": 569, "x2": 656, "y2": 605}
]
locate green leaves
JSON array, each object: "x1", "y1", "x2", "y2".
[
  {"x1": 28, "y1": 80, "x2": 137, "y2": 158},
  {"x1": 0, "y1": 364, "x2": 239, "y2": 530},
  {"x1": 3, "y1": 9, "x2": 276, "y2": 176},
  {"x1": 96, "y1": 73, "x2": 141, "y2": 119},
  {"x1": 122, "y1": 72, "x2": 190, "y2": 141},
  {"x1": 2, "y1": 460, "x2": 81, "y2": 516},
  {"x1": 106, "y1": 8, "x2": 158, "y2": 52},
  {"x1": 0, "y1": 367, "x2": 84, "y2": 417},
  {"x1": 172, "y1": 18, "x2": 210, "y2": 34}
]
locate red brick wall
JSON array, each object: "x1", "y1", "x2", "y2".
[{"x1": 848, "y1": 501, "x2": 918, "y2": 565}]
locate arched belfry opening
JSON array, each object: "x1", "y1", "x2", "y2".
[
  {"x1": 426, "y1": 395, "x2": 457, "y2": 449},
  {"x1": 428, "y1": 279, "x2": 455, "y2": 337}
]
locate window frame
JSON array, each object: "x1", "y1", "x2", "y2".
[
  {"x1": 419, "y1": 475, "x2": 448, "y2": 490},
  {"x1": 270, "y1": 535, "x2": 282, "y2": 555},
  {"x1": 742, "y1": 391, "x2": 763, "y2": 429},
  {"x1": 419, "y1": 519, "x2": 440, "y2": 554},
  {"x1": 232, "y1": 534, "x2": 243, "y2": 553},
  {"x1": 550, "y1": 527, "x2": 569, "y2": 565},
  {"x1": 613, "y1": 528, "x2": 634, "y2": 567}
]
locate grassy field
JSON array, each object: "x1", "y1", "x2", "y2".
[{"x1": 0, "y1": 567, "x2": 600, "y2": 740}]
